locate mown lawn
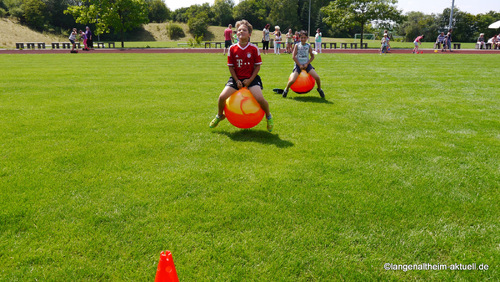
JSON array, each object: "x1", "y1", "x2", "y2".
[{"x1": 0, "y1": 52, "x2": 498, "y2": 280}]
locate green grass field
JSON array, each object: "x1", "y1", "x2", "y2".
[{"x1": 0, "y1": 52, "x2": 498, "y2": 280}]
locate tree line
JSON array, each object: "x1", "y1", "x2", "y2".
[{"x1": 1, "y1": 0, "x2": 499, "y2": 44}]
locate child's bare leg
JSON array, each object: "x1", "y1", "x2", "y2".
[
  {"x1": 217, "y1": 86, "x2": 237, "y2": 116},
  {"x1": 309, "y1": 69, "x2": 325, "y2": 98},
  {"x1": 284, "y1": 71, "x2": 299, "y2": 92},
  {"x1": 308, "y1": 69, "x2": 321, "y2": 90},
  {"x1": 248, "y1": 85, "x2": 271, "y2": 117}
]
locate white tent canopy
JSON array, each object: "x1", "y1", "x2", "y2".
[{"x1": 489, "y1": 20, "x2": 500, "y2": 29}]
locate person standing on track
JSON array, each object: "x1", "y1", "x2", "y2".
[
  {"x1": 262, "y1": 24, "x2": 270, "y2": 54},
  {"x1": 413, "y1": 34, "x2": 424, "y2": 54},
  {"x1": 85, "y1": 26, "x2": 93, "y2": 50},
  {"x1": 223, "y1": 24, "x2": 233, "y2": 55}
]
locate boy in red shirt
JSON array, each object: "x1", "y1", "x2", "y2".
[{"x1": 210, "y1": 19, "x2": 274, "y2": 132}]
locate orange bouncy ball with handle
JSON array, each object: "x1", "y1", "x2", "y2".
[
  {"x1": 224, "y1": 87, "x2": 265, "y2": 129},
  {"x1": 290, "y1": 70, "x2": 315, "y2": 94}
]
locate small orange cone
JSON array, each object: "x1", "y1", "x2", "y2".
[{"x1": 155, "y1": 251, "x2": 179, "y2": 282}]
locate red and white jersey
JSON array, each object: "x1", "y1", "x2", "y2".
[{"x1": 227, "y1": 42, "x2": 262, "y2": 80}]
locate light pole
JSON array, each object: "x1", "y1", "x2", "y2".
[
  {"x1": 96, "y1": 14, "x2": 100, "y2": 42},
  {"x1": 448, "y1": 0, "x2": 455, "y2": 29},
  {"x1": 300, "y1": 0, "x2": 311, "y2": 41},
  {"x1": 308, "y1": 0, "x2": 311, "y2": 41}
]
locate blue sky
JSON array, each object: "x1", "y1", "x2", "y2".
[{"x1": 164, "y1": 0, "x2": 499, "y2": 15}]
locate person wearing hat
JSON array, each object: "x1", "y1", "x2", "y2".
[
  {"x1": 274, "y1": 26, "x2": 282, "y2": 55},
  {"x1": 476, "y1": 33, "x2": 486, "y2": 49},
  {"x1": 380, "y1": 33, "x2": 389, "y2": 54}
]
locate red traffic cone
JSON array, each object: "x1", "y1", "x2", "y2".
[{"x1": 155, "y1": 251, "x2": 179, "y2": 282}]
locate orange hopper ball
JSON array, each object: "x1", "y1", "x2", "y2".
[
  {"x1": 224, "y1": 87, "x2": 265, "y2": 129},
  {"x1": 290, "y1": 70, "x2": 315, "y2": 94}
]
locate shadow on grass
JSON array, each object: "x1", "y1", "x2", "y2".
[
  {"x1": 215, "y1": 130, "x2": 294, "y2": 148},
  {"x1": 290, "y1": 96, "x2": 334, "y2": 104}
]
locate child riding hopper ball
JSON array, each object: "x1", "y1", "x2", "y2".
[
  {"x1": 290, "y1": 70, "x2": 315, "y2": 94},
  {"x1": 224, "y1": 87, "x2": 265, "y2": 129}
]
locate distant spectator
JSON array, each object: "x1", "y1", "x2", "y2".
[
  {"x1": 293, "y1": 31, "x2": 300, "y2": 45},
  {"x1": 477, "y1": 33, "x2": 486, "y2": 49},
  {"x1": 443, "y1": 29, "x2": 452, "y2": 52},
  {"x1": 223, "y1": 24, "x2": 233, "y2": 55},
  {"x1": 315, "y1": 28, "x2": 322, "y2": 53},
  {"x1": 79, "y1": 30, "x2": 88, "y2": 51},
  {"x1": 384, "y1": 29, "x2": 391, "y2": 51},
  {"x1": 274, "y1": 26, "x2": 282, "y2": 55},
  {"x1": 380, "y1": 33, "x2": 389, "y2": 55},
  {"x1": 85, "y1": 26, "x2": 93, "y2": 50},
  {"x1": 435, "y1": 32, "x2": 445, "y2": 49},
  {"x1": 413, "y1": 34, "x2": 424, "y2": 54},
  {"x1": 232, "y1": 30, "x2": 238, "y2": 44},
  {"x1": 262, "y1": 24, "x2": 270, "y2": 54},
  {"x1": 286, "y1": 28, "x2": 294, "y2": 53},
  {"x1": 69, "y1": 28, "x2": 77, "y2": 52},
  {"x1": 487, "y1": 36, "x2": 495, "y2": 49}
]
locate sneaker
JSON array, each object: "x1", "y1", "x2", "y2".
[
  {"x1": 209, "y1": 114, "x2": 225, "y2": 128},
  {"x1": 317, "y1": 88, "x2": 325, "y2": 98},
  {"x1": 273, "y1": 88, "x2": 284, "y2": 94},
  {"x1": 266, "y1": 117, "x2": 274, "y2": 132},
  {"x1": 282, "y1": 90, "x2": 288, "y2": 98}
]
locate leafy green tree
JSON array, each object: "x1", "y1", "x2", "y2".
[
  {"x1": 476, "y1": 11, "x2": 500, "y2": 39},
  {"x1": 188, "y1": 11, "x2": 209, "y2": 38},
  {"x1": 233, "y1": 0, "x2": 269, "y2": 29},
  {"x1": 44, "y1": 0, "x2": 76, "y2": 31},
  {"x1": 4, "y1": 0, "x2": 24, "y2": 18},
  {"x1": 22, "y1": 0, "x2": 46, "y2": 30},
  {"x1": 268, "y1": 0, "x2": 299, "y2": 32},
  {"x1": 321, "y1": 0, "x2": 402, "y2": 45},
  {"x1": 173, "y1": 3, "x2": 213, "y2": 25},
  {"x1": 185, "y1": 3, "x2": 213, "y2": 23},
  {"x1": 297, "y1": 0, "x2": 331, "y2": 35},
  {"x1": 172, "y1": 7, "x2": 189, "y2": 23},
  {"x1": 166, "y1": 22, "x2": 185, "y2": 40},
  {"x1": 66, "y1": 0, "x2": 149, "y2": 48},
  {"x1": 314, "y1": 8, "x2": 332, "y2": 37},
  {"x1": 212, "y1": 0, "x2": 234, "y2": 26},
  {"x1": 436, "y1": 8, "x2": 476, "y2": 42},
  {"x1": 0, "y1": 0, "x2": 7, "y2": 17},
  {"x1": 396, "y1": 11, "x2": 439, "y2": 42},
  {"x1": 146, "y1": 0, "x2": 170, "y2": 23}
]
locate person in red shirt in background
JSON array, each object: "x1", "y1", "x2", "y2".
[
  {"x1": 210, "y1": 20, "x2": 274, "y2": 132},
  {"x1": 413, "y1": 34, "x2": 424, "y2": 54},
  {"x1": 223, "y1": 24, "x2": 233, "y2": 55}
]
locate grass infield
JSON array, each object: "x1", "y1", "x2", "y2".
[{"x1": 0, "y1": 53, "x2": 498, "y2": 280}]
